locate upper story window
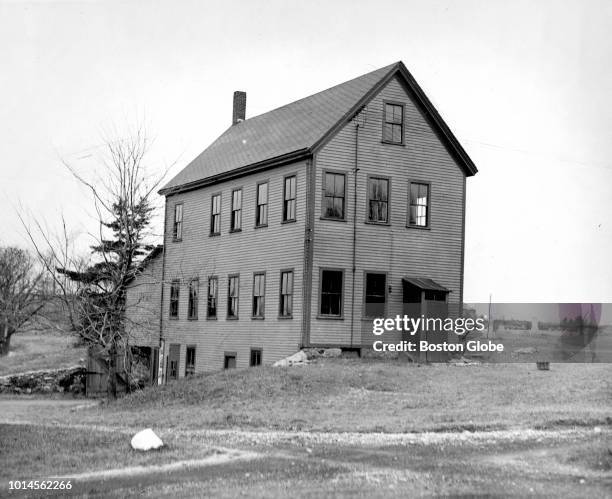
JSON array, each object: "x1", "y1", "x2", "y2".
[
  {"x1": 252, "y1": 273, "x2": 265, "y2": 318},
  {"x1": 207, "y1": 276, "x2": 218, "y2": 319},
  {"x1": 227, "y1": 274, "x2": 239, "y2": 319},
  {"x1": 173, "y1": 203, "x2": 183, "y2": 241},
  {"x1": 210, "y1": 194, "x2": 221, "y2": 235},
  {"x1": 169, "y1": 280, "x2": 180, "y2": 318},
  {"x1": 320, "y1": 269, "x2": 343, "y2": 317},
  {"x1": 383, "y1": 102, "x2": 404, "y2": 144},
  {"x1": 279, "y1": 270, "x2": 294, "y2": 318},
  {"x1": 367, "y1": 177, "x2": 389, "y2": 223},
  {"x1": 322, "y1": 172, "x2": 345, "y2": 220},
  {"x1": 188, "y1": 278, "x2": 199, "y2": 320},
  {"x1": 408, "y1": 182, "x2": 430, "y2": 228},
  {"x1": 364, "y1": 273, "x2": 386, "y2": 317},
  {"x1": 283, "y1": 175, "x2": 297, "y2": 222},
  {"x1": 255, "y1": 182, "x2": 268, "y2": 227},
  {"x1": 230, "y1": 189, "x2": 242, "y2": 232}
]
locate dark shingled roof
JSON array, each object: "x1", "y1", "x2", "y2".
[{"x1": 160, "y1": 61, "x2": 476, "y2": 194}]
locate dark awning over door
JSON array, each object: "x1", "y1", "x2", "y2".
[{"x1": 402, "y1": 277, "x2": 450, "y2": 293}]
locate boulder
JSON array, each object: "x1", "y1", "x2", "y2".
[
  {"x1": 130, "y1": 428, "x2": 164, "y2": 451},
  {"x1": 272, "y1": 350, "x2": 309, "y2": 367}
]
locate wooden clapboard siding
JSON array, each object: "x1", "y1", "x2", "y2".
[
  {"x1": 311, "y1": 75, "x2": 466, "y2": 346},
  {"x1": 161, "y1": 161, "x2": 307, "y2": 374},
  {"x1": 125, "y1": 252, "x2": 162, "y2": 348}
]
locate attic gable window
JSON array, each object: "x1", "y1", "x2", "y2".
[
  {"x1": 230, "y1": 189, "x2": 242, "y2": 232},
  {"x1": 322, "y1": 171, "x2": 345, "y2": 220},
  {"x1": 408, "y1": 182, "x2": 430, "y2": 228},
  {"x1": 382, "y1": 102, "x2": 404, "y2": 144},
  {"x1": 173, "y1": 203, "x2": 183, "y2": 241}
]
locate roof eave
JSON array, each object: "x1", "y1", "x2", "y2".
[{"x1": 158, "y1": 148, "x2": 312, "y2": 196}]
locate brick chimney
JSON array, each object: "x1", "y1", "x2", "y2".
[{"x1": 232, "y1": 91, "x2": 246, "y2": 125}]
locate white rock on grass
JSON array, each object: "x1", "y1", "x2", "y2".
[
  {"x1": 130, "y1": 428, "x2": 164, "y2": 451},
  {"x1": 273, "y1": 350, "x2": 309, "y2": 367}
]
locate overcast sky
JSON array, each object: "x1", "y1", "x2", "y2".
[{"x1": 1, "y1": 0, "x2": 611, "y2": 302}]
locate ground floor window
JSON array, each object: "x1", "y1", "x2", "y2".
[
  {"x1": 320, "y1": 269, "x2": 344, "y2": 317},
  {"x1": 250, "y1": 348, "x2": 262, "y2": 366},
  {"x1": 185, "y1": 346, "x2": 196, "y2": 376},
  {"x1": 364, "y1": 273, "x2": 386, "y2": 317},
  {"x1": 224, "y1": 353, "x2": 236, "y2": 369},
  {"x1": 279, "y1": 270, "x2": 294, "y2": 317}
]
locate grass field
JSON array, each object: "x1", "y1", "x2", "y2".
[
  {"x1": 0, "y1": 331, "x2": 86, "y2": 376},
  {"x1": 1, "y1": 359, "x2": 610, "y2": 496},
  {"x1": 8, "y1": 359, "x2": 607, "y2": 433}
]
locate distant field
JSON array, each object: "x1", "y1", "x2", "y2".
[{"x1": 0, "y1": 331, "x2": 86, "y2": 376}]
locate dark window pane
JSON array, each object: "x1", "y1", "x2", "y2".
[{"x1": 320, "y1": 270, "x2": 342, "y2": 316}]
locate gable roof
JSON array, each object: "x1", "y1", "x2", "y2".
[{"x1": 160, "y1": 61, "x2": 477, "y2": 195}]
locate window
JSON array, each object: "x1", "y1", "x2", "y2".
[
  {"x1": 207, "y1": 277, "x2": 218, "y2": 319},
  {"x1": 368, "y1": 177, "x2": 389, "y2": 223},
  {"x1": 173, "y1": 203, "x2": 183, "y2": 240},
  {"x1": 230, "y1": 189, "x2": 242, "y2": 231},
  {"x1": 364, "y1": 273, "x2": 386, "y2": 317},
  {"x1": 210, "y1": 194, "x2": 221, "y2": 235},
  {"x1": 250, "y1": 348, "x2": 262, "y2": 367},
  {"x1": 409, "y1": 182, "x2": 430, "y2": 227},
  {"x1": 383, "y1": 102, "x2": 404, "y2": 144},
  {"x1": 320, "y1": 269, "x2": 343, "y2": 317},
  {"x1": 188, "y1": 279, "x2": 199, "y2": 320},
  {"x1": 283, "y1": 175, "x2": 297, "y2": 222},
  {"x1": 279, "y1": 270, "x2": 294, "y2": 317},
  {"x1": 169, "y1": 280, "x2": 180, "y2": 318},
  {"x1": 255, "y1": 182, "x2": 268, "y2": 227},
  {"x1": 167, "y1": 344, "x2": 180, "y2": 380},
  {"x1": 185, "y1": 346, "x2": 196, "y2": 376},
  {"x1": 227, "y1": 275, "x2": 239, "y2": 318},
  {"x1": 252, "y1": 273, "x2": 265, "y2": 318},
  {"x1": 322, "y1": 172, "x2": 345, "y2": 219},
  {"x1": 224, "y1": 353, "x2": 236, "y2": 369}
]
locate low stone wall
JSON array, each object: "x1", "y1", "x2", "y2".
[{"x1": 0, "y1": 366, "x2": 86, "y2": 395}]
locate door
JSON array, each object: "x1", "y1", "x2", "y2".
[{"x1": 166, "y1": 343, "x2": 180, "y2": 382}]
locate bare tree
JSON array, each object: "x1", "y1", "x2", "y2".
[
  {"x1": 0, "y1": 246, "x2": 50, "y2": 356},
  {"x1": 25, "y1": 127, "x2": 165, "y2": 398}
]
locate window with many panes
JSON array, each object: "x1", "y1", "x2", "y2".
[
  {"x1": 252, "y1": 273, "x2": 265, "y2": 318},
  {"x1": 227, "y1": 275, "x2": 239, "y2": 318},
  {"x1": 320, "y1": 269, "x2": 343, "y2": 317},
  {"x1": 250, "y1": 348, "x2": 262, "y2": 366},
  {"x1": 322, "y1": 172, "x2": 345, "y2": 219},
  {"x1": 283, "y1": 175, "x2": 296, "y2": 222},
  {"x1": 210, "y1": 194, "x2": 221, "y2": 235},
  {"x1": 173, "y1": 203, "x2": 183, "y2": 240},
  {"x1": 279, "y1": 270, "x2": 293, "y2": 317},
  {"x1": 207, "y1": 277, "x2": 218, "y2": 319},
  {"x1": 230, "y1": 189, "x2": 242, "y2": 231},
  {"x1": 368, "y1": 177, "x2": 389, "y2": 223},
  {"x1": 255, "y1": 182, "x2": 268, "y2": 227},
  {"x1": 188, "y1": 279, "x2": 198, "y2": 320},
  {"x1": 383, "y1": 102, "x2": 404, "y2": 144},
  {"x1": 185, "y1": 346, "x2": 196, "y2": 376},
  {"x1": 169, "y1": 280, "x2": 180, "y2": 318},
  {"x1": 364, "y1": 273, "x2": 386, "y2": 317},
  {"x1": 409, "y1": 182, "x2": 430, "y2": 227}
]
